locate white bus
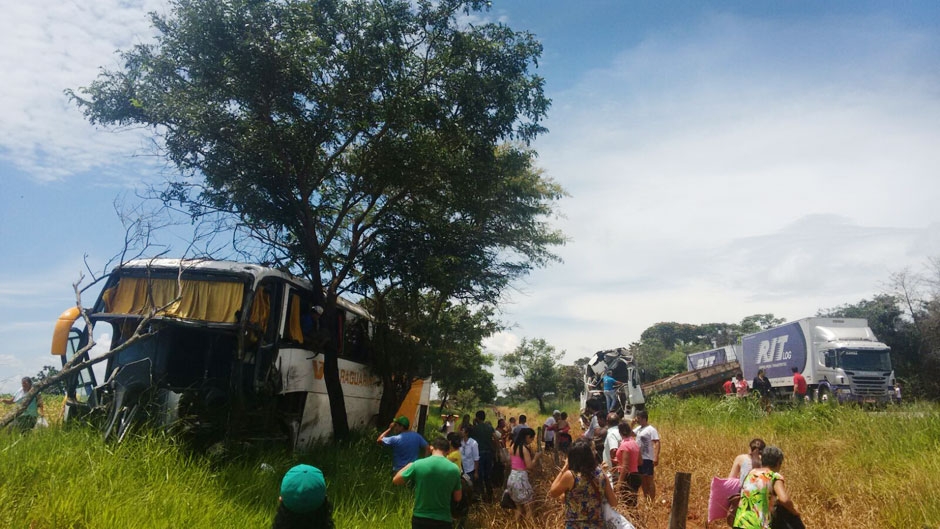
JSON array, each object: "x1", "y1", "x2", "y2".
[{"x1": 51, "y1": 258, "x2": 430, "y2": 448}]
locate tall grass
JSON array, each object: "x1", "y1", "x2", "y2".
[
  {"x1": 649, "y1": 395, "x2": 940, "y2": 529},
  {"x1": 0, "y1": 421, "x2": 416, "y2": 528},
  {"x1": 2, "y1": 397, "x2": 938, "y2": 528}
]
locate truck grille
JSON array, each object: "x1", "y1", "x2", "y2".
[{"x1": 848, "y1": 374, "x2": 889, "y2": 397}]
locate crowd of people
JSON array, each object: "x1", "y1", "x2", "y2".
[
  {"x1": 370, "y1": 404, "x2": 671, "y2": 529},
  {"x1": 373, "y1": 404, "x2": 802, "y2": 529}
]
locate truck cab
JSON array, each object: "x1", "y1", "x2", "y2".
[
  {"x1": 812, "y1": 322, "x2": 893, "y2": 403},
  {"x1": 580, "y1": 347, "x2": 645, "y2": 418}
]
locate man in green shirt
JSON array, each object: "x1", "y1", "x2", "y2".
[{"x1": 393, "y1": 436, "x2": 462, "y2": 528}]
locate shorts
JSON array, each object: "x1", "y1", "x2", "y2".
[
  {"x1": 506, "y1": 469, "x2": 535, "y2": 505},
  {"x1": 638, "y1": 459, "x2": 655, "y2": 476}
]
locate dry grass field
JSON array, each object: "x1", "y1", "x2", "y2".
[{"x1": 472, "y1": 396, "x2": 940, "y2": 529}]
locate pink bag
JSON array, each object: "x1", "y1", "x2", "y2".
[{"x1": 707, "y1": 477, "x2": 742, "y2": 523}]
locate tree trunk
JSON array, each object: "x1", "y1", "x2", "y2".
[
  {"x1": 321, "y1": 298, "x2": 349, "y2": 440},
  {"x1": 378, "y1": 373, "x2": 414, "y2": 427}
]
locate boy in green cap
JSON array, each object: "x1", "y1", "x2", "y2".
[{"x1": 273, "y1": 464, "x2": 334, "y2": 529}]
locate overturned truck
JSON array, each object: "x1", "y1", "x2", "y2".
[
  {"x1": 580, "y1": 348, "x2": 645, "y2": 418},
  {"x1": 50, "y1": 259, "x2": 429, "y2": 448}
]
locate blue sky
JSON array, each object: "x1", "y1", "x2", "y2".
[{"x1": 2, "y1": 1, "x2": 940, "y2": 393}]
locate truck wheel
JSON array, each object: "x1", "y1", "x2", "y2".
[{"x1": 818, "y1": 387, "x2": 833, "y2": 404}]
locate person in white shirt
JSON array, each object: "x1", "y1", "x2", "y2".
[
  {"x1": 543, "y1": 410, "x2": 560, "y2": 450},
  {"x1": 633, "y1": 409, "x2": 661, "y2": 501},
  {"x1": 582, "y1": 404, "x2": 599, "y2": 439},
  {"x1": 459, "y1": 425, "x2": 480, "y2": 481},
  {"x1": 602, "y1": 412, "x2": 622, "y2": 482}
]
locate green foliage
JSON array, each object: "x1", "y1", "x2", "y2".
[
  {"x1": 364, "y1": 289, "x2": 499, "y2": 421},
  {"x1": 67, "y1": 0, "x2": 558, "y2": 297},
  {"x1": 33, "y1": 365, "x2": 65, "y2": 396},
  {"x1": 451, "y1": 389, "x2": 480, "y2": 412},
  {"x1": 632, "y1": 314, "x2": 786, "y2": 382},
  {"x1": 738, "y1": 314, "x2": 787, "y2": 334},
  {"x1": 556, "y1": 360, "x2": 588, "y2": 401},
  {"x1": 499, "y1": 337, "x2": 562, "y2": 413}
]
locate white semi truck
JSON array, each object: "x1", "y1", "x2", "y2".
[{"x1": 740, "y1": 317, "x2": 895, "y2": 404}]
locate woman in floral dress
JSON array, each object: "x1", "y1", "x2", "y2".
[
  {"x1": 549, "y1": 438, "x2": 618, "y2": 529},
  {"x1": 732, "y1": 445, "x2": 800, "y2": 529}
]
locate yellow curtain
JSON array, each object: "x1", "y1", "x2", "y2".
[
  {"x1": 104, "y1": 277, "x2": 244, "y2": 323},
  {"x1": 248, "y1": 287, "x2": 271, "y2": 335},
  {"x1": 287, "y1": 292, "x2": 303, "y2": 344}
]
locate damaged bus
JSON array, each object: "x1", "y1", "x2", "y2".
[{"x1": 50, "y1": 258, "x2": 430, "y2": 449}]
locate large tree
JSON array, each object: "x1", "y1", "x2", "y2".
[
  {"x1": 499, "y1": 337, "x2": 561, "y2": 413},
  {"x1": 69, "y1": 0, "x2": 560, "y2": 437}
]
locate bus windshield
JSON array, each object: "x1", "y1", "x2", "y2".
[
  {"x1": 838, "y1": 349, "x2": 892, "y2": 371},
  {"x1": 98, "y1": 275, "x2": 247, "y2": 323}
]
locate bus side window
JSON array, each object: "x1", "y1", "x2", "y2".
[
  {"x1": 282, "y1": 289, "x2": 320, "y2": 352},
  {"x1": 342, "y1": 313, "x2": 370, "y2": 363}
]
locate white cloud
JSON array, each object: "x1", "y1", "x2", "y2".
[
  {"x1": 482, "y1": 331, "x2": 521, "y2": 357},
  {"x1": 0, "y1": 0, "x2": 168, "y2": 183},
  {"x1": 0, "y1": 354, "x2": 23, "y2": 368}
]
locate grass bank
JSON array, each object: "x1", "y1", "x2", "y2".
[{"x1": 2, "y1": 397, "x2": 938, "y2": 528}]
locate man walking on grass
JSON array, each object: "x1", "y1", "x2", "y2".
[{"x1": 394, "y1": 436, "x2": 463, "y2": 529}]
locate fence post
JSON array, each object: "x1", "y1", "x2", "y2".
[{"x1": 668, "y1": 472, "x2": 691, "y2": 529}]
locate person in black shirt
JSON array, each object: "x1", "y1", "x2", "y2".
[{"x1": 752, "y1": 369, "x2": 772, "y2": 412}]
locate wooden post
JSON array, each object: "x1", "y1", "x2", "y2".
[
  {"x1": 536, "y1": 425, "x2": 543, "y2": 452},
  {"x1": 668, "y1": 472, "x2": 691, "y2": 529}
]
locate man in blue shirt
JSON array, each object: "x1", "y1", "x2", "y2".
[
  {"x1": 377, "y1": 416, "x2": 430, "y2": 473},
  {"x1": 602, "y1": 370, "x2": 619, "y2": 414}
]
